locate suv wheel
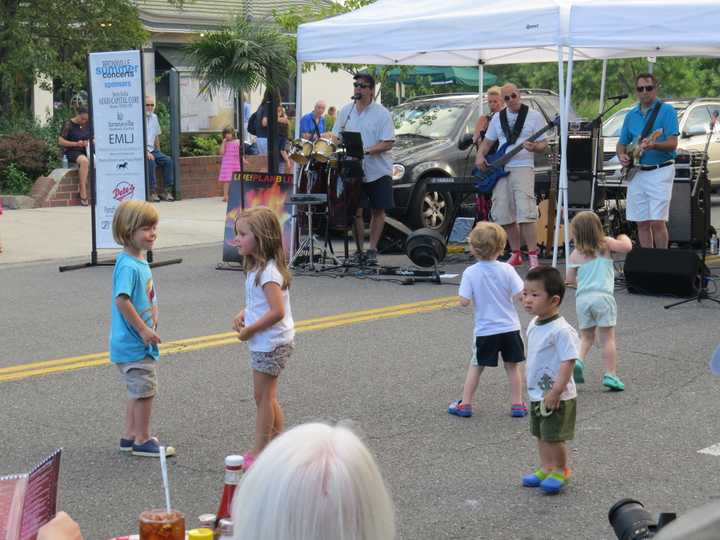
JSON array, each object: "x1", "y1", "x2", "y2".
[{"x1": 410, "y1": 180, "x2": 455, "y2": 232}]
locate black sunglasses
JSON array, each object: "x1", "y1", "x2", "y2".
[
  {"x1": 353, "y1": 83, "x2": 371, "y2": 89},
  {"x1": 503, "y1": 93, "x2": 519, "y2": 101},
  {"x1": 636, "y1": 85, "x2": 655, "y2": 92}
]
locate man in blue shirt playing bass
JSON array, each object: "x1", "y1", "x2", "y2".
[{"x1": 617, "y1": 73, "x2": 679, "y2": 249}]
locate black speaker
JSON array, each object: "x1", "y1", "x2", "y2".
[
  {"x1": 668, "y1": 174, "x2": 709, "y2": 247},
  {"x1": 624, "y1": 248, "x2": 700, "y2": 297},
  {"x1": 567, "y1": 171, "x2": 605, "y2": 210}
]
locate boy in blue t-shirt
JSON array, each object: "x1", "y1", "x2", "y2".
[{"x1": 110, "y1": 200, "x2": 175, "y2": 458}]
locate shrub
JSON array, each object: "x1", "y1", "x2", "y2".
[
  {"x1": 0, "y1": 106, "x2": 72, "y2": 171},
  {"x1": 181, "y1": 133, "x2": 222, "y2": 156},
  {"x1": 0, "y1": 133, "x2": 50, "y2": 184},
  {"x1": 1, "y1": 163, "x2": 33, "y2": 195}
]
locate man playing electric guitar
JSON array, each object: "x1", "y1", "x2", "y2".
[
  {"x1": 617, "y1": 73, "x2": 678, "y2": 249},
  {"x1": 475, "y1": 83, "x2": 548, "y2": 268}
]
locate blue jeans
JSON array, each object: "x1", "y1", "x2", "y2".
[{"x1": 147, "y1": 150, "x2": 174, "y2": 190}]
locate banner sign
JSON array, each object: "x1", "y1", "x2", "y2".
[
  {"x1": 88, "y1": 50, "x2": 146, "y2": 249},
  {"x1": 222, "y1": 172, "x2": 294, "y2": 263}
]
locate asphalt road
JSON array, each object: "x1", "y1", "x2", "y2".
[{"x1": 2, "y1": 244, "x2": 720, "y2": 539}]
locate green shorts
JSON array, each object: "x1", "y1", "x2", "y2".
[{"x1": 530, "y1": 398, "x2": 576, "y2": 442}]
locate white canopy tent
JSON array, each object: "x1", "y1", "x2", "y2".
[{"x1": 296, "y1": 0, "x2": 720, "y2": 265}]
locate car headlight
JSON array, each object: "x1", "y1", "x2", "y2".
[{"x1": 392, "y1": 164, "x2": 405, "y2": 181}]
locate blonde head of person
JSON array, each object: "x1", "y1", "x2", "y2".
[{"x1": 232, "y1": 422, "x2": 396, "y2": 540}]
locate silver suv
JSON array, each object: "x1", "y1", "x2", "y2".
[{"x1": 602, "y1": 98, "x2": 720, "y2": 186}]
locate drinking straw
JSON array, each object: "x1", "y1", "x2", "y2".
[{"x1": 159, "y1": 446, "x2": 172, "y2": 512}]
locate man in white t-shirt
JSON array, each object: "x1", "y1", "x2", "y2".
[
  {"x1": 475, "y1": 84, "x2": 548, "y2": 269},
  {"x1": 330, "y1": 74, "x2": 395, "y2": 266}
]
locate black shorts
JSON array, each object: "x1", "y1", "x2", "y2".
[
  {"x1": 473, "y1": 330, "x2": 525, "y2": 367},
  {"x1": 359, "y1": 175, "x2": 394, "y2": 210},
  {"x1": 65, "y1": 149, "x2": 86, "y2": 164}
]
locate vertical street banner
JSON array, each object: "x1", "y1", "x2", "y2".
[
  {"x1": 88, "y1": 50, "x2": 146, "y2": 249},
  {"x1": 222, "y1": 172, "x2": 294, "y2": 263}
]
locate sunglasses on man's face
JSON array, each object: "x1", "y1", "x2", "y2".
[
  {"x1": 353, "y1": 83, "x2": 371, "y2": 89},
  {"x1": 503, "y1": 93, "x2": 519, "y2": 101},
  {"x1": 636, "y1": 85, "x2": 655, "y2": 92},
  {"x1": 145, "y1": 103, "x2": 155, "y2": 107}
]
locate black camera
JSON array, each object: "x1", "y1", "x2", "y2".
[{"x1": 608, "y1": 499, "x2": 676, "y2": 539}]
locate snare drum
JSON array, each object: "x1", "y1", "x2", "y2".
[
  {"x1": 312, "y1": 138, "x2": 336, "y2": 163},
  {"x1": 289, "y1": 138, "x2": 313, "y2": 164}
]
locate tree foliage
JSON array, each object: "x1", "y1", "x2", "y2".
[
  {"x1": 0, "y1": 0, "x2": 147, "y2": 115},
  {"x1": 186, "y1": 17, "x2": 295, "y2": 96}
]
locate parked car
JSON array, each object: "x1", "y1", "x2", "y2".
[
  {"x1": 602, "y1": 98, "x2": 720, "y2": 187},
  {"x1": 389, "y1": 90, "x2": 572, "y2": 232}
]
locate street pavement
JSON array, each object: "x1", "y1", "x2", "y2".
[{"x1": 2, "y1": 199, "x2": 720, "y2": 539}]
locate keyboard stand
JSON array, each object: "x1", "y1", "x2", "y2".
[{"x1": 290, "y1": 202, "x2": 341, "y2": 271}]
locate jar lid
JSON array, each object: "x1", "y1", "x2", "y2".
[
  {"x1": 219, "y1": 518, "x2": 233, "y2": 534},
  {"x1": 188, "y1": 528, "x2": 214, "y2": 540},
  {"x1": 197, "y1": 514, "x2": 216, "y2": 527},
  {"x1": 225, "y1": 455, "x2": 244, "y2": 468}
]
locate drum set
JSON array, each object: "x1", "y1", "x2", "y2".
[{"x1": 288, "y1": 136, "x2": 362, "y2": 270}]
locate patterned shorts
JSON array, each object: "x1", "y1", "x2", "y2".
[{"x1": 250, "y1": 343, "x2": 294, "y2": 376}]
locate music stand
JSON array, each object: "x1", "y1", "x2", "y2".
[{"x1": 340, "y1": 131, "x2": 365, "y2": 159}]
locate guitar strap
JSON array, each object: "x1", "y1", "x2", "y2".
[
  {"x1": 500, "y1": 104, "x2": 529, "y2": 145},
  {"x1": 312, "y1": 117, "x2": 322, "y2": 139},
  {"x1": 640, "y1": 101, "x2": 662, "y2": 139}
]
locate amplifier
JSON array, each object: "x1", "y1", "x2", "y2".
[
  {"x1": 624, "y1": 248, "x2": 701, "y2": 297},
  {"x1": 668, "y1": 171, "x2": 709, "y2": 247}
]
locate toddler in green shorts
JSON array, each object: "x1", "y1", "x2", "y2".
[{"x1": 521, "y1": 266, "x2": 580, "y2": 494}]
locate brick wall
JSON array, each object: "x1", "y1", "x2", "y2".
[
  {"x1": 151, "y1": 155, "x2": 269, "y2": 199},
  {"x1": 30, "y1": 155, "x2": 272, "y2": 206}
]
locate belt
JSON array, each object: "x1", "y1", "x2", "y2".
[{"x1": 639, "y1": 160, "x2": 674, "y2": 171}]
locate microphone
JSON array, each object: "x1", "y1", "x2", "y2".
[{"x1": 607, "y1": 94, "x2": 628, "y2": 100}]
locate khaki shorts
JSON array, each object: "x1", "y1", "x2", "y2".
[
  {"x1": 116, "y1": 357, "x2": 158, "y2": 399},
  {"x1": 530, "y1": 398, "x2": 576, "y2": 442},
  {"x1": 491, "y1": 167, "x2": 538, "y2": 225}
]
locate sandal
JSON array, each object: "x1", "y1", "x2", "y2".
[
  {"x1": 602, "y1": 373, "x2": 625, "y2": 391},
  {"x1": 80, "y1": 198, "x2": 89, "y2": 206},
  {"x1": 242, "y1": 452, "x2": 256, "y2": 471},
  {"x1": 511, "y1": 402, "x2": 528, "y2": 417},
  {"x1": 574, "y1": 359, "x2": 585, "y2": 384}
]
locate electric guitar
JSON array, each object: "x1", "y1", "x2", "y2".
[
  {"x1": 472, "y1": 116, "x2": 560, "y2": 193},
  {"x1": 621, "y1": 128, "x2": 663, "y2": 182}
]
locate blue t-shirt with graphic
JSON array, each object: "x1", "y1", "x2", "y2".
[{"x1": 109, "y1": 252, "x2": 159, "y2": 363}]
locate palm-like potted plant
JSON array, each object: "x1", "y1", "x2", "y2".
[{"x1": 186, "y1": 18, "x2": 294, "y2": 174}]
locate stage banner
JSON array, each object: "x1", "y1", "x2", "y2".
[
  {"x1": 88, "y1": 50, "x2": 146, "y2": 249},
  {"x1": 222, "y1": 172, "x2": 294, "y2": 263}
]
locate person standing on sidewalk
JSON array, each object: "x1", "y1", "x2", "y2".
[{"x1": 145, "y1": 96, "x2": 175, "y2": 202}]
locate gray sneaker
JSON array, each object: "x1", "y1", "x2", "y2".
[
  {"x1": 365, "y1": 248, "x2": 378, "y2": 266},
  {"x1": 164, "y1": 190, "x2": 175, "y2": 202},
  {"x1": 150, "y1": 192, "x2": 160, "y2": 202},
  {"x1": 346, "y1": 251, "x2": 365, "y2": 266}
]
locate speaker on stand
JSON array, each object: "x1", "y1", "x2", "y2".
[{"x1": 668, "y1": 149, "x2": 710, "y2": 248}]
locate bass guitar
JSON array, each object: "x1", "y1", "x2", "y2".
[
  {"x1": 620, "y1": 128, "x2": 663, "y2": 182},
  {"x1": 472, "y1": 116, "x2": 560, "y2": 193}
]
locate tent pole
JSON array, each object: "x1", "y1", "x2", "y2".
[
  {"x1": 291, "y1": 61, "x2": 303, "y2": 256},
  {"x1": 562, "y1": 47, "x2": 574, "y2": 264},
  {"x1": 478, "y1": 60, "x2": 485, "y2": 115},
  {"x1": 598, "y1": 59, "x2": 607, "y2": 113},
  {"x1": 552, "y1": 46, "x2": 566, "y2": 267}
]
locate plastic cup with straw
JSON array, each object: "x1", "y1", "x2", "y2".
[{"x1": 138, "y1": 447, "x2": 185, "y2": 540}]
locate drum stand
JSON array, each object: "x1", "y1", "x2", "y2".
[{"x1": 290, "y1": 201, "x2": 341, "y2": 271}]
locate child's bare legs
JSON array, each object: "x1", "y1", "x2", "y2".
[
  {"x1": 597, "y1": 326, "x2": 618, "y2": 375},
  {"x1": 579, "y1": 327, "x2": 595, "y2": 362},
  {"x1": 538, "y1": 439, "x2": 568, "y2": 474},
  {"x1": 251, "y1": 370, "x2": 281, "y2": 455},
  {"x1": 123, "y1": 396, "x2": 154, "y2": 444},
  {"x1": 222, "y1": 183, "x2": 229, "y2": 201},
  {"x1": 503, "y1": 361, "x2": 524, "y2": 404},
  {"x1": 461, "y1": 365, "x2": 483, "y2": 406}
]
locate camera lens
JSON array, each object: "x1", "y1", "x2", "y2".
[{"x1": 608, "y1": 499, "x2": 657, "y2": 539}]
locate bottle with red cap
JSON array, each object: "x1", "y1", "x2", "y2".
[{"x1": 214, "y1": 455, "x2": 244, "y2": 529}]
